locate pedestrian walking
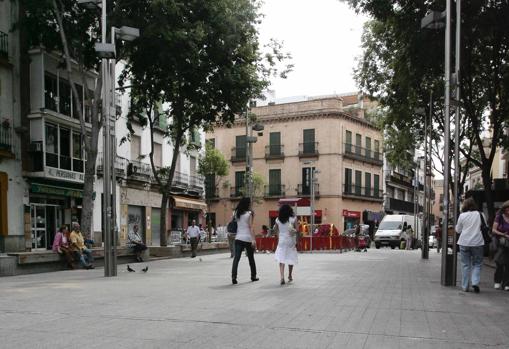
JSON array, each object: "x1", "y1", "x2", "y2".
[
  {"x1": 491, "y1": 200, "x2": 509, "y2": 291},
  {"x1": 406, "y1": 225, "x2": 414, "y2": 250},
  {"x1": 274, "y1": 204, "x2": 298, "y2": 285},
  {"x1": 231, "y1": 197, "x2": 258, "y2": 284},
  {"x1": 456, "y1": 198, "x2": 484, "y2": 293},
  {"x1": 186, "y1": 220, "x2": 200, "y2": 258}
]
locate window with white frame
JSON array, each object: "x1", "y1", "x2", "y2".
[{"x1": 44, "y1": 122, "x2": 84, "y2": 172}]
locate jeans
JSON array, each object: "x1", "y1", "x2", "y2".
[
  {"x1": 459, "y1": 245, "x2": 484, "y2": 290},
  {"x1": 231, "y1": 240, "x2": 257, "y2": 280},
  {"x1": 73, "y1": 248, "x2": 94, "y2": 267}
]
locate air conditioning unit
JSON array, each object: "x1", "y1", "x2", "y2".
[{"x1": 29, "y1": 141, "x2": 43, "y2": 152}]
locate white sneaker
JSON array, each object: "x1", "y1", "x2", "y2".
[
  {"x1": 494, "y1": 283, "x2": 502, "y2": 289},
  {"x1": 505, "y1": 286, "x2": 509, "y2": 291}
]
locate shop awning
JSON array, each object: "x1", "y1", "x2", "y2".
[{"x1": 173, "y1": 196, "x2": 207, "y2": 211}]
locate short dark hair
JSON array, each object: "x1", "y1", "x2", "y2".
[
  {"x1": 278, "y1": 204, "x2": 294, "y2": 224},
  {"x1": 461, "y1": 197, "x2": 478, "y2": 212}
]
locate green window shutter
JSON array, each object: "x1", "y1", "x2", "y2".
[
  {"x1": 269, "y1": 132, "x2": 281, "y2": 155},
  {"x1": 269, "y1": 169, "x2": 281, "y2": 195},
  {"x1": 374, "y1": 174, "x2": 380, "y2": 198},
  {"x1": 345, "y1": 130, "x2": 352, "y2": 153},
  {"x1": 345, "y1": 168, "x2": 352, "y2": 193},
  {"x1": 235, "y1": 171, "x2": 245, "y2": 195},
  {"x1": 235, "y1": 135, "x2": 246, "y2": 159},
  {"x1": 365, "y1": 172, "x2": 371, "y2": 196},
  {"x1": 366, "y1": 137, "x2": 371, "y2": 158},
  {"x1": 303, "y1": 129, "x2": 315, "y2": 153},
  {"x1": 355, "y1": 134, "x2": 361, "y2": 155},
  {"x1": 374, "y1": 140, "x2": 380, "y2": 160},
  {"x1": 355, "y1": 170, "x2": 362, "y2": 195}
]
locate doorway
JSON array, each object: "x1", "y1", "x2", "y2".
[{"x1": 30, "y1": 204, "x2": 62, "y2": 250}]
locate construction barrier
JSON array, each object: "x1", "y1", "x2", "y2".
[{"x1": 256, "y1": 236, "x2": 356, "y2": 252}]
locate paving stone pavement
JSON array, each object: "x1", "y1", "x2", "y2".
[{"x1": 0, "y1": 248, "x2": 508, "y2": 349}]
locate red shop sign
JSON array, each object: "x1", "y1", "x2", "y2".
[{"x1": 342, "y1": 209, "x2": 360, "y2": 218}]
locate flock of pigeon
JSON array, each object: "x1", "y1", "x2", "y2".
[{"x1": 127, "y1": 265, "x2": 148, "y2": 273}]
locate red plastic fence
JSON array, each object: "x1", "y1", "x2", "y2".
[{"x1": 255, "y1": 236, "x2": 356, "y2": 252}]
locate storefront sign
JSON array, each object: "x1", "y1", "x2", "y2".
[
  {"x1": 45, "y1": 167, "x2": 84, "y2": 183},
  {"x1": 342, "y1": 209, "x2": 360, "y2": 218},
  {"x1": 31, "y1": 183, "x2": 83, "y2": 198}
]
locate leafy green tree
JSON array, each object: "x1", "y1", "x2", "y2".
[
  {"x1": 198, "y1": 144, "x2": 229, "y2": 241},
  {"x1": 343, "y1": 0, "x2": 509, "y2": 221},
  {"x1": 116, "y1": 0, "x2": 291, "y2": 246},
  {"x1": 21, "y1": 0, "x2": 103, "y2": 236}
]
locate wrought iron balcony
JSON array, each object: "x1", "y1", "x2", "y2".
[
  {"x1": 343, "y1": 143, "x2": 383, "y2": 166},
  {"x1": 230, "y1": 146, "x2": 246, "y2": 163},
  {"x1": 265, "y1": 145, "x2": 285, "y2": 160},
  {"x1": 0, "y1": 124, "x2": 13, "y2": 157},
  {"x1": 385, "y1": 197, "x2": 422, "y2": 214},
  {"x1": 297, "y1": 183, "x2": 320, "y2": 197},
  {"x1": 298, "y1": 142, "x2": 319, "y2": 158},
  {"x1": 96, "y1": 153, "x2": 128, "y2": 178},
  {"x1": 127, "y1": 160, "x2": 152, "y2": 180},
  {"x1": 264, "y1": 184, "x2": 286, "y2": 197},
  {"x1": 230, "y1": 186, "x2": 244, "y2": 198},
  {"x1": 343, "y1": 184, "x2": 383, "y2": 201}
]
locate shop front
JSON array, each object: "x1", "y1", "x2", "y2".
[
  {"x1": 343, "y1": 209, "x2": 361, "y2": 231},
  {"x1": 29, "y1": 181, "x2": 83, "y2": 250}
]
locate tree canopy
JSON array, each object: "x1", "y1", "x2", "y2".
[{"x1": 343, "y1": 0, "x2": 509, "y2": 219}]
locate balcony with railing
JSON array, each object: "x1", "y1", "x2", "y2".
[
  {"x1": 127, "y1": 160, "x2": 152, "y2": 180},
  {"x1": 96, "y1": 153, "x2": 128, "y2": 178},
  {"x1": 170, "y1": 170, "x2": 189, "y2": 191},
  {"x1": 0, "y1": 31, "x2": 8, "y2": 60},
  {"x1": 343, "y1": 184, "x2": 383, "y2": 201},
  {"x1": 0, "y1": 124, "x2": 13, "y2": 158},
  {"x1": 297, "y1": 183, "x2": 320, "y2": 197},
  {"x1": 264, "y1": 184, "x2": 286, "y2": 198},
  {"x1": 298, "y1": 142, "x2": 319, "y2": 158},
  {"x1": 230, "y1": 186, "x2": 244, "y2": 198},
  {"x1": 188, "y1": 174, "x2": 204, "y2": 195},
  {"x1": 265, "y1": 145, "x2": 285, "y2": 160},
  {"x1": 343, "y1": 143, "x2": 383, "y2": 166},
  {"x1": 230, "y1": 147, "x2": 246, "y2": 163},
  {"x1": 385, "y1": 197, "x2": 422, "y2": 214}
]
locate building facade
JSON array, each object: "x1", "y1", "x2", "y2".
[
  {"x1": 205, "y1": 95, "x2": 384, "y2": 233},
  {"x1": 0, "y1": 0, "x2": 26, "y2": 252}
]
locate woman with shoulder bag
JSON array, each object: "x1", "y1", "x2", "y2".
[
  {"x1": 274, "y1": 204, "x2": 299, "y2": 285},
  {"x1": 491, "y1": 200, "x2": 509, "y2": 290},
  {"x1": 231, "y1": 197, "x2": 259, "y2": 285},
  {"x1": 456, "y1": 198, "x2": 485, "y2": 293}
]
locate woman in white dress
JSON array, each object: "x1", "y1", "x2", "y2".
[{"x1": 274, "y1": 204, "x2": 298, "y2": 285}]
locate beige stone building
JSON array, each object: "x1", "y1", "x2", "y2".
[{"x1": 205, "y1": 94, "x2": 384, "y2": 233}]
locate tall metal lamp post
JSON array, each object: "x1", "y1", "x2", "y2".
[
  {"x1": 303, "y1": 161, "x2": 318, "y2": 252},
  {"x1": 245, "y1": 102, "x2": 264, "y2": 205},
  {"x1": 79, "y1": 0, "x2": 139, "y2": 277},
  {"x1": 421, "y1": 0, "x2": 461, "y2": 286}
]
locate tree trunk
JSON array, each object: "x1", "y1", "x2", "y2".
[
  {"x1": 207, "y1": 201, "x2": 212, "y2": 243},
  {"x1": 160, "y1": 193, "x2": 168, "y2": 247},
  {"x1": 481, "y1": 167, "x2": 495, "y2": 224}
]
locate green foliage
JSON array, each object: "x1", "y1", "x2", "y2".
[
  {"x1": 198, "y1": 145, "x2": 229, "y2": 178},
  {"x1": 344, "y1": 0, "x2": 509, "y2": 218}
]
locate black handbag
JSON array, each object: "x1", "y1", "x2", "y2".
[
  {"x1": 227, "y1": 212, "x2": 237, "y2": 234},
  {"x1": 479, "y1": 212, "x2": 492, "y2": 244}
]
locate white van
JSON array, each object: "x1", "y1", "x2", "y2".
[{"x1": 374, "y1": 214, "x2": 421, "y2": 249}]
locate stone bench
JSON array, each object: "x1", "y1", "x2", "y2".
[{"x1": 8, "y1": 247, "x2": 137, "y2": 265}]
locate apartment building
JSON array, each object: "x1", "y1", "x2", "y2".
[
  {"x1": 0, "y1": 0, "x2": 25, "y2": 252},
  {"x1": 205, "y1": 94, "x2": 384, "y2": 233},
  {"x1": 92, "y1": 96, "x2": 207, "y2": 246}
]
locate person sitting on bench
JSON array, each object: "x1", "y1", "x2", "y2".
[
  {"x1": 52, "y1": 225, "x2": 74, "y2": 269},
  {"x1": 127, "y1": 224, "x2": 147, "y2": 262}
]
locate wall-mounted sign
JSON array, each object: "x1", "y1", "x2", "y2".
[
  {"x1": 342, "y1": 209, "x2": 360, "y2": 218},
  {"x1": 45, "y1": 167, "x2": 84, "y2": 183},
  {"x1": 31, "y1": 183, "x2": 83, "y2": 198}
]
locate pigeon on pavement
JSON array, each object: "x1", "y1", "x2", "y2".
[
  {"x1": 127, "y1": 265, "x2": 135, "y2": 272},
  {"x1": 142, "y1": 266, "x2": 148, "y2": 273}
]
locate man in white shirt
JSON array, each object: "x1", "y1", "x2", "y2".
[{"x1": 186, "y1": 220, "x2": 200, "y2": 258}]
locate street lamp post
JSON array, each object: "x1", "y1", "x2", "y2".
[
  {"x1": 304, "y1": 160, "x2": 317, "y2": 252},
  {"x1": 421, "y1": 2, "x2": 456, "y2": 286},
  {"x1": 244, "y1": 102, "x2": 263, "y2": 205}
]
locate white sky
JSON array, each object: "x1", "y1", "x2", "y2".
[{"x1": 258, "y1": 0, "x2": 369, "y2": 99}]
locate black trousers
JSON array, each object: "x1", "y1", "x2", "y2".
[
  {"x1": 494, "y1": 262, "x2": 509, "y2": 286},
  {"x1": 231, "y1": 240, "x2": 257, "y2": 280},
  {"x1": 190, "y1": 237, "x2": 199, "y2": 257}
]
